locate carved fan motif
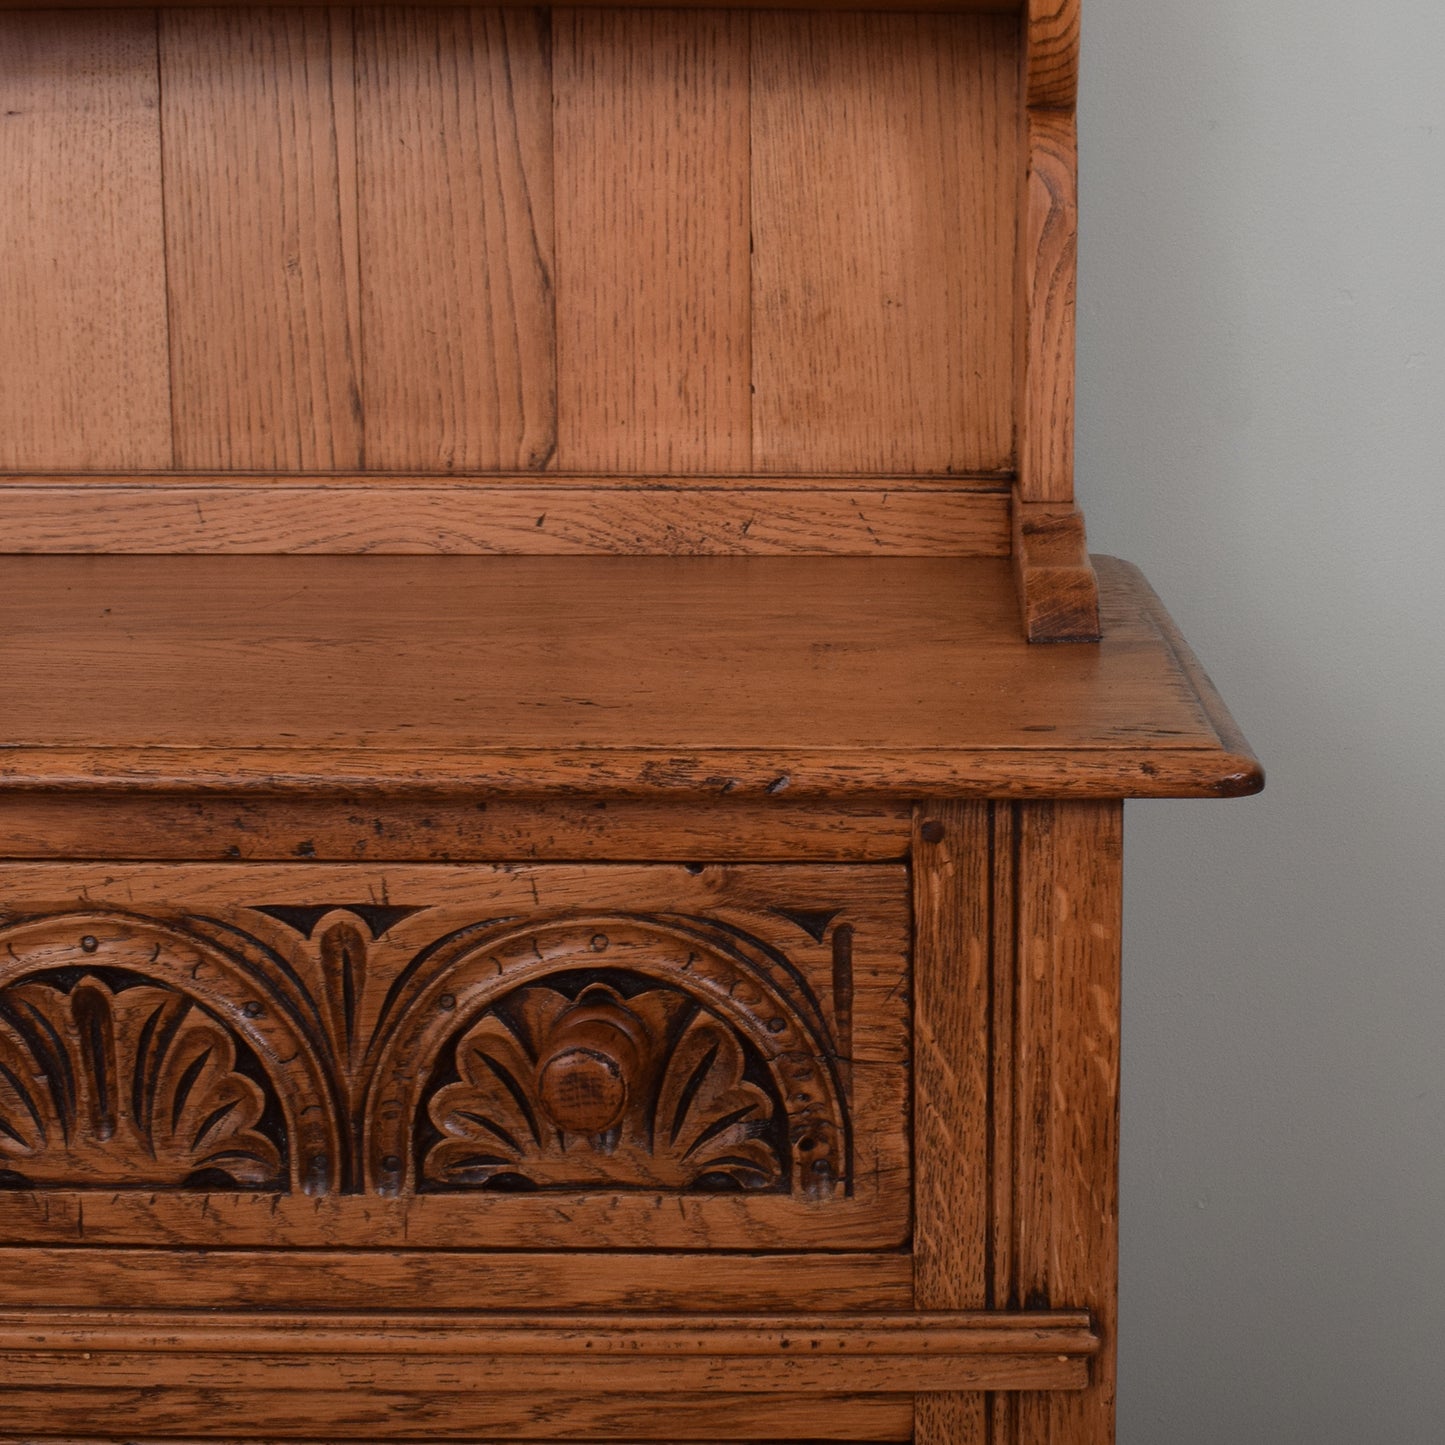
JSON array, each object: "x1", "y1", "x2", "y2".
[
  {"x1": 424, "y1": 981, "x2": 784, "y2": 1191},
  {"x1": 0, "y1": 975, "x2": 283, "y2": 1189}
]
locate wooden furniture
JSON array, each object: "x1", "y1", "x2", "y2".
[{"x1": 0, "y1": 2, "x2": 1259, "y2": 1441}]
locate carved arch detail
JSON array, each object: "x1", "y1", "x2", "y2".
[
  {"x1": 0, "y1": 912, "x2": 339, "y2": 1193},
  {"x1": 363, "y1": 916, "x2": 851, "y2": 1199}
]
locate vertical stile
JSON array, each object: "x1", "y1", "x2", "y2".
[{"x1": 913, "y1": 802, "x2": 994, "y2": 1444}]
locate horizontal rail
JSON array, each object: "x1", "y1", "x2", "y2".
[
  {"x1": 0, "y1": 1309, "x2": 1097, "y2": 1394},
  {"x1": 0, "y1": 480, "x2": 1009, "y2": 557}
]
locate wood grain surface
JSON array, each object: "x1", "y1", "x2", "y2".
[
  {"x1": 1, "y1": 7, "x2": 1027, "y2": 490},
  {"x1": 554, "y1": 9, "x2": 750, "y2": 472},
  {"x1": 1013, "y1": 494, "x2": 1102, "y2": 640},
  {"x1": 912, "y1": 802, "x2": 994, "y2": 1443},
  {"x1": 750, "y1": 12, "x2": 1017, "y2": 474},
  {"x1": 0, "y1": 1310, "x2": 1097, "y2": 1396},
  {"x1": 355, "y1": 7, "x2": 555, "y2": 470},
  {"x1": 0, "y1": 481, "x2": 1011, "y2": 555},
  {"x1": 0, "y1": 12, "x2": 170, "y2": 470},
  {"x1": 1015, "y1": 107, "x2": 1078, "y2": 505},
  {"x1": 0, "y1": 1392, "x2": 915, "y2": 1440},
  {"x1": 160, "y1": 8, "x2": 362, "y2": 470},
  {"x1": 1012, "y1": 801, "x2": 1122, "y2": 1443},
  {"x1": 0, "y1": 794, "x2": 913, "y2": 862},
  {"x1": 1025, "y1": 0, "x2": 1080, "y2": 109},
  {"x1": 0, "y1": 1248, "x2": 912, "y2": 1313},
  {"x1": 0, "y1": 556, "x2": 1262, "y2": 797}
]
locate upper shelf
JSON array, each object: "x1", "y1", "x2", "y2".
[{"x1": 0, "y1": 555, "x2": 1260, "y2": 800}]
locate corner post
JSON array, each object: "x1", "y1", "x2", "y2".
[{"x1": 1014, "y1": 0, "x2": 1101, "y2": 642}]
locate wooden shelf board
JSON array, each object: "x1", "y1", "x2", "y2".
[{"x1": 0, "y1": 555, "x2": 1261, "y2": 798}]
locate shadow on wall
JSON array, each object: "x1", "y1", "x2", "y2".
[{"x1": 1078, "y1": 1, "x2": 1445, "y2": 1442}]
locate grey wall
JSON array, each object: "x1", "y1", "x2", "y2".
[{"x1": 1077, "y1": 2, "x2": 1445, "y2": 1440}]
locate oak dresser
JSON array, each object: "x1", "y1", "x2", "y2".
[{"x1": 0, "y1": 1, "x2": 1260, "y2": 1441}]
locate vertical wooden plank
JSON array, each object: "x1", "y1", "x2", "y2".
[
  {"x1": 751, "y1": 13, "x2": 1017, "y2": 475},
  {"x1": 554, "y1": 9, "x2": 749, "y2": 474},
  {"x1": 0, "y1": 11, "x2": 170, "y2": 471},
  {"x1": 988, "y1": 800, "x2": 1019, "y2": 1444},
  {"x1": 160, "y1": 7, "x2": 362, "y2": 471},
  {"x1": 1013, "y1": 800, "x2": 1122, "y2": 1445},
  {"x1": 1014, "y1": 107, "x2": 1077, "y2": 503},
  {"x1": 913, "y1": 801, "x2": 992, "y2": 1444},
  {"x1": 355, "y1": 6, "x2": 555, "y2": 472}
]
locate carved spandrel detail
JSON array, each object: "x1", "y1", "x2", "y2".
[
  {"x1": 0, "y1": 975, "x2": 284, "y2": 1190},
  {"x1": 423, "y1": 979, "x2": 784, "y2": 1192}
]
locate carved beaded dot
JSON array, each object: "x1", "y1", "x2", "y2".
[
  {"x1": 589, "y1": 933, "x2": 609, "y2": 952},
  {"x1": 766, "y1": 1017, "x2": 786, "y2": 1033},
  {"x1": 381, "y1": 1155, "x2": 402, "y2": 1172},
  {"x1": 243, "y1": 1001, "x2": 263, "y2": 1018},
  {"x1": 811, "y1": 1159, "x2": 832, "y2": 1175},
  {"x1": 438, "y1": 993, "x2": 457, "y2": 1011},
  {"x1": 920, "y1": 819, "x2": 947, "y2": 844},
  {"x1": 79, "y1": 935, "x2": 99, "y2": 954}
]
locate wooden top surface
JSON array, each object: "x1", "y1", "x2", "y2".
[{"x1": 0, "y1": 555, "x2": 1259, "y2": 798}]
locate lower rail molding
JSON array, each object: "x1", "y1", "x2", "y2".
[{"x1": 0, "y1": 1309, "x2": 1098, "y2": 1395}]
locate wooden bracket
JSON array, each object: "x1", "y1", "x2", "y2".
[{"x1": 1012, "y1": 490, "x2": 1102, "y2": 643}]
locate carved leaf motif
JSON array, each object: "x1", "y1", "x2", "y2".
[
  {"x1": 0, "y1": 977, "x2": 282, "y2": 1189},
  {"x1": 425, "y1": 983, "x2": 781, "y2": 1192}
]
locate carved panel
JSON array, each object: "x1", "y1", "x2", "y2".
[
  {"x1": 0, "y1": 973, "x2": 283, "y2": 1190},
  {"x1": 0, "y1": 864, "x2": 909, "y2": 1249},
  {"x1": 424, "y1": 977, "x2": 786, "y2": 1192}
]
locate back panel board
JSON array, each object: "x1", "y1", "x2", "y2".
[{"x1": 0, "y1": 6, "x2": 1020, "y2": 478}]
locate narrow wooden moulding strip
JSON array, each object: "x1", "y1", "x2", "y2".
[
  {"x1": 0, "y1": 745, "x2": 1266, "y2": 800},
  {"x1": 0, "y1": 1309, "x2": 1099, "y2": 1394},
  {"x1": 0, "y1": 479, "x2": 1010, "y2": 557}
]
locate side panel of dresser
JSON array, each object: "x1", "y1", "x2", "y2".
[{"x1": 914, "y1": 800, "x2": 1122, "y2": 1445}]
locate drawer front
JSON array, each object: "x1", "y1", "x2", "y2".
[{"x1": 0, "y1": 863, "x2": 909, "y2": 1249}]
